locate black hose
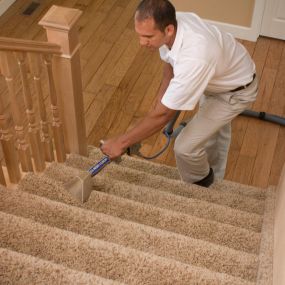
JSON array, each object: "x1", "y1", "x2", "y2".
[{"x1": 240, "y1": 110, "x2": 285, "y2": 126}]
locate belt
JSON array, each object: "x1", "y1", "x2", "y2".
[{"x1": 230, "y1": 73, "x2": 256, "y2": 92}]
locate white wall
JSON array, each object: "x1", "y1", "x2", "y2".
[
  {"x1": 171, "y1": 0, "x2": 266, "y2": 41},
  {"x1": 171, "y1": 0, "x2": 255, "y2": 27}
]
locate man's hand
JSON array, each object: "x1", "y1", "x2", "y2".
[{"x1": 100, "y1": 138, "x2": 126, "y2": 160}]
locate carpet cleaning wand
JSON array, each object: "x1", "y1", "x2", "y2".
[
  {"x1": 64, "y1": 145, "x2": 135, "y2": 203},
  {"x1": 64, "y1": 155, "x2": 112, "y2": 203},
  {"x1": 88, "y1": 155, "x2": 111, "y2": 177}
]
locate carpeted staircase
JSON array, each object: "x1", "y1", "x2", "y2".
[{"x1": 0, "y1": 146, "x2": 275, "y2": 284}]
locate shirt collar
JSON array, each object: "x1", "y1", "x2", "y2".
[{"x1": 164, "y1": 18, "x2": 184, "y2": 61}]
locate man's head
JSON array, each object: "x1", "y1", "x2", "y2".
[{"x1": 135, "y1": 0, "x2": 177, "y2": 50}]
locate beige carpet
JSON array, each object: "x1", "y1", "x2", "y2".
[{"x1": 0, "y1": 146, "x2": 274, "y2": 284}]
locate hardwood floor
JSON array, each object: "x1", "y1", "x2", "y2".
[{"x1": 0, "y1": 0, "x2": 284, "y2": 188}]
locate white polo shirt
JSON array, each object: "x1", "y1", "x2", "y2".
[{"x1": 159, "y1": 12, "x2": 256, "y2": 111}]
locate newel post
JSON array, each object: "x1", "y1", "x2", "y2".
[{"x1": 39, "y1": 5, "x2": 87, "y2": 156}]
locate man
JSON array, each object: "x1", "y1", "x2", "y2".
[{"x1": 101, "y1": 0, "x2": 258, "y2": 187}]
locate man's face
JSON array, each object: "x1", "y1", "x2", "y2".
[{"x1": 134, "y1": 14, "x2": 169, "y2": 50}]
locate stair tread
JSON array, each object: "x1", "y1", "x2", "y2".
[
  {"x1": 0, "y1": 211, "x2": 254, "y2": 285},
  {"x1": 88, "y1": 146, "x2": 266, "y2": 200},
  {"x1": 0, "y1": 248, "x2": 122, "y2": 285},
  {"x1": 17, "y1": 172, "x2": 261, "y2": 254},
  {"x1": 0, "y1": 186, "x2": 259, "y2": 281},
  {"x1": 93, "y1": 175, "x2": 263, "y2": 232},
  {"x1": 64, "y1": 154, "x2": 266, "y2": 215},
  {"x1": 44, "y1": 162, "x2": 263, "y2": 232},
  {"x1": 211, "y1": 180, "x2": 266, "y2": 200},
  {"x1": 86, "y1": 190, "x2": 261, "y2": 254},
  {"x1": 87, "y1": 146, "x2": 181, "y2": 180}
]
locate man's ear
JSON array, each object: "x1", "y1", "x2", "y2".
[{"x1": 165, "y1": 24, "x2": 175, "y2": 37}]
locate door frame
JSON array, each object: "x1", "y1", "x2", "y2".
[{"x1": 204, "y1": 0, "x2": 267, "y2": 41}]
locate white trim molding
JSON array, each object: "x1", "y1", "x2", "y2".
[
  {"x1": 0, "y1": 0, "x2": 16, "y2": 17},
  {"x1": 205, "y1": 0, "x2": 267, "y2": 41}
]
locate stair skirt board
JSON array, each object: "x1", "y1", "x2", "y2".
[{"x1": 0, "y1": 146, "x2": 274, "y2": 285}]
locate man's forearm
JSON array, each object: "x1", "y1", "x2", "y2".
[
  {"x1": 152, "y1": 63, "x2": 174, "y2": 110},
  {"x1": 119, "y1": 63, "x2": 174, "y2": 148}
]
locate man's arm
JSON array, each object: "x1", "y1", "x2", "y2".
[{"x1": 101, "y1": 63, "x2": 176, "y2": 159}]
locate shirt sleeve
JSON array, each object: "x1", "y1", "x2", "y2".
[{"x1": 161, "y1": 59, "x2": 215, "y2": 110}]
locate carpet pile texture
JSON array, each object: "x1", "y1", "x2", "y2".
[{"x1": 0, "y1": 147, "x2": 275, "y2": 284}]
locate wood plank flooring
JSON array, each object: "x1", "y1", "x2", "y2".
[{"x1": 0, "y1": 0, "x2": 284, "y2": 188}]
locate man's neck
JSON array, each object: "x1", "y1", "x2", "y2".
[{"x1": 166, "y1": 27, "x2": 177, "y2": 50}]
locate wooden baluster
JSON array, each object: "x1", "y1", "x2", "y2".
[
  {"x1": 0, "y1": 165, "x2": 6, "y2": 186},
  {"x1": 16, "y1": 52, "x2": 45, "y2": 172},
  {"x1": 43, "y1": 53, "x2": 66, "y2": 162},
  {"x1": 28, "y1": 53, "x2": 54, "y2": 162},
  {"x1": 0, "y1": 53, "x2": 20, "y2": 184},
  {"x1": 0, "y1": 51, "x2": 33, "y2": 173},
  {"x1": 0, "y1": 92, "x2": 17, "y2": 185}
]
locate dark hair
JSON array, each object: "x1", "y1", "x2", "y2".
[{"x1": 136, "y1": 0, "x2": 177, "y2": 32}]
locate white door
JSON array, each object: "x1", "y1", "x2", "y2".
[{"x1": 261, "y1": 0, "x2": 285, "y2": 40}]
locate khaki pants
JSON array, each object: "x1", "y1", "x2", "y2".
[{"x1": 174, "y1": 77, "x2": 258, "y2": 183}]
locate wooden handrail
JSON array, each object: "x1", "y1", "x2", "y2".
[{"x1": 0, "y1": 37, "x2": 61, "y2": 54}]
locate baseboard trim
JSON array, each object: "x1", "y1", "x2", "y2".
[
  {"x1": 0, "y1": 0, "x2": 16, "y2": 17},
  {"x1": 205, "y1": 20, "x2": 258, "y2": 41}
]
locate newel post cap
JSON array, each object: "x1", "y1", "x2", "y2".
[{"x1": 38, "y1": 5, "x2": 82, "y2": 31}]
